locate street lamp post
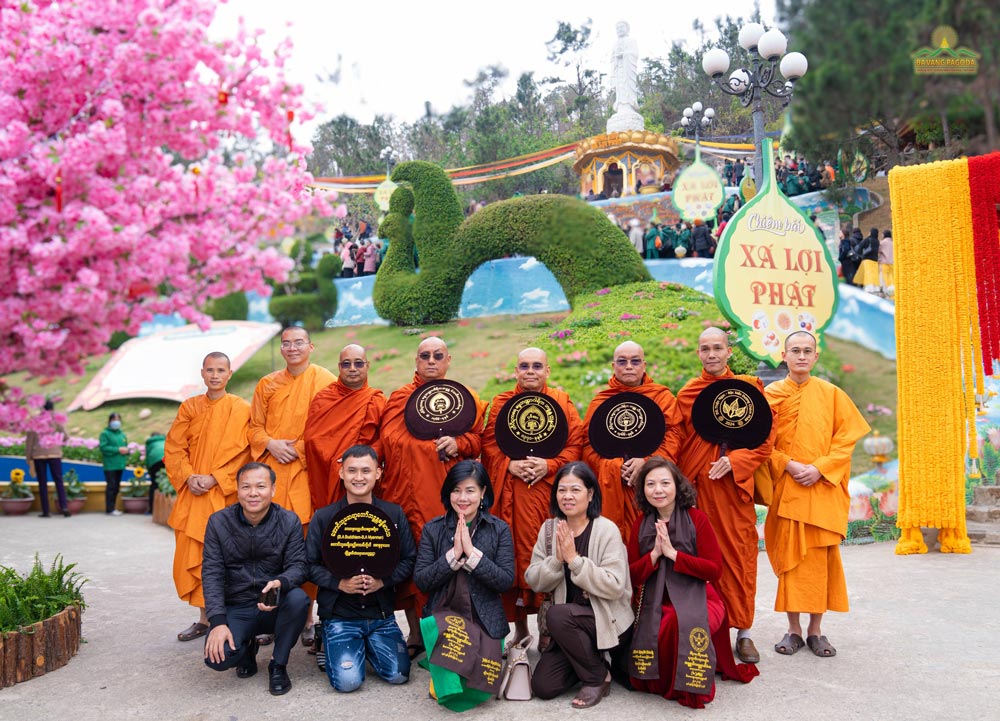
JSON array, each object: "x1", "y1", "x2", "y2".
[
  {"x1": 701, "y1": 23, "x2": 808, "y2": 188},
  {"x1": 379, "y1": 145, "x2": 394, "y2": 178},
  {"x1": 680, "y1": 101, "x2": 715, "y2": 148}
]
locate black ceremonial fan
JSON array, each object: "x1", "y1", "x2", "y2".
[
  {"x1": 494, "y1": 391, "x2": 569, "y2": 459},
  {"x1": 587, "y1": 392, "x2": 666, "y2": 460},
  {"x1": 690, "y1": 378, "x2": 772, "y2": 450},
  {"x1": 404, "y1": 379, "x2": 478, "y2": 440},
  {"x1": 321, "y1": 503, "x2": 400, "y2": 578}
]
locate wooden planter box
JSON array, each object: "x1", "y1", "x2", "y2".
[
  {"x1": 0, "y1": 604, "x2": 82, "y2": 688},
  {"x1": 152, "y1": 490, "x2": 176, "y2": 527}
]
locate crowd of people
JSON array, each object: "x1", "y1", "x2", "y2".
[
  {"x1": 838, "y1": 226, "x2": 894, "y2": 297},
  {"x1": 333, "y1": 223, "x2": 383, "y2": 278},
  {"x1": 155, "y1": 324, "x2": 868, "y2": 709}
]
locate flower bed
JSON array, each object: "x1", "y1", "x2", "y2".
[{"x1": 0, "y1": 556, "x2": 86, "y2": 688}]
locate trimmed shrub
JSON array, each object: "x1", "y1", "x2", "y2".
[
  {"x1": 373, "y1": 161, "x2": 650, "y2": 326},
  {"x1": 205, "y1": 292, "x2": 249, "y2": 321}
]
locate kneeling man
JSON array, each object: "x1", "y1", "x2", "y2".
[
  {"x1": 203, "y1": 462, "x2": 309, "y2": 696},
  {"x1": 306, "y1": 445, "x2": 417, "y2": 692}
]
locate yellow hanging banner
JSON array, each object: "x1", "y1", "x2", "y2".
[{"x1": 713, "y1": 139, "x2": 839, "y2": 367}]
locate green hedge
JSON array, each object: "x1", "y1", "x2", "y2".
[
  {"x1": 373, "y1": 161, "x2": 650, "y2": 325},
  {"x1": 268, "y1": 234, "x2": 338, "y2": 331},
  {"x1": 205, "y1": 292, "x2": 249, "y2": 321}
]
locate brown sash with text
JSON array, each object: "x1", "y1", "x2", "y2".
[
  {"x1": 429, "y1": 535, "x2": 503, "y2": 694},
  {"x1": 628, "y1": 506, "x2": 716, "y2": 694}
]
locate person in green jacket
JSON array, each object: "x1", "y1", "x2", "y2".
[
  {"x1": 100, "y1": 412, "x2": 129, "y2": 515},
  {"x1": 676, "y1": 222, "x2": 693, "y2": 258},
  {"x1": 643, "y1": 223, "x2": 661, "y2": 260},
  {"x1": 144, "y1": 431, "x2": 166, "y2": 513}
]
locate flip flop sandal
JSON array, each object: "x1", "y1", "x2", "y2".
[
  {"x1": 774, "y1": 632, "x2": 805, "y2": 655},
  {"x1": 255, "y1": 634, "x2": 274, "y2": 646},
  {"x1": 571, "y1": 681, "x2": 610, "y2": 709},
  {"x1": 300, "y1": 625, "x2": 316, "y2": 647},
  {"x1": 407, "y1": 643, "x2": 425, "y2": 661},
  {"x1": 177, "y1": 622, "x2": 209, "y2": 642},
  {"x1": 806, "y1": 635, "x2": 837, "y2": 657}
]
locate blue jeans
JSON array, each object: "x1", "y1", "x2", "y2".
[{"x1": 321, "y1": 617, "x2": 410, "y2": 692}]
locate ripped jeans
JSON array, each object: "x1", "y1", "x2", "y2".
[{"x1": 321, "y1": 616, "x2": 410, "y2": 692}]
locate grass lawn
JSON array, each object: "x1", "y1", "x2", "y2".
[{"x1": 5, "y1": 283, "x2": 897, "y2": 475}]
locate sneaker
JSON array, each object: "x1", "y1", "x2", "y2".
[
  {"x1": 108, "y1": 510, "x2": 123, "y2": 517},
  {"x1": 237, "y1": 637, "x2": 259, "y2": 679},
  {"x1": 268, "y1": 660, "x2": 292, "y2": 695}
]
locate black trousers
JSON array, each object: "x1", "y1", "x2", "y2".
[
  {"x1": 36, "y1": 458, "x2": 67, "y2": 515},
  {"x1": 104, "y1": 469, "x2": 123, "y2": 513},
  {"x1": 204, "y1": 587, "x2": 310, "y2": 671},
  {"x1": 532, "y1": 603, "x2": 632, "y2": 699}
]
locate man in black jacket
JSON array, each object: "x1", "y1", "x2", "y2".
[
  {"x1": 203, "y1": 462, "x2": 309, "y2": 696},
  {"x1": 306, "y1": 445, "x2": 416, "y2": 692}
]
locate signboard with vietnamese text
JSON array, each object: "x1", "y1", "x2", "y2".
[
  {"x1": 713, "y1": 139, "x2": 839, "y2": 367},
  {"x1": 671, "y1": 146, "x2": 724, "y2": 223}
]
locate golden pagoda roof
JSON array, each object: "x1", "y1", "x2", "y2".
[{"x1": 572, "y1": 131, "x2": 681, "y2": 174}]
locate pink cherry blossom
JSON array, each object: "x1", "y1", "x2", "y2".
[{"x1": 1, "y1": 0, "x2": 342, "y2": 434}]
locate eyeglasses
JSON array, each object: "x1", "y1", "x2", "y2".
[
  {"x1": 418, "y1": 351, "x2": 447, "y2": 361},
  {"x1": 614, "y1": 358, "x2": 644, "y2": 367},
  {"x1": 517, "y1": 362, "x2": 545, "y2": 371},
  {"x1": 340, "y1": 359, "x2": 368, "y2": 369},
  {"x1": 280, "y1": 340, "x2": 309, "y2": 349}
]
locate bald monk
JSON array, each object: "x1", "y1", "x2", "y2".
[
  {"x1": 582, "y1": 341, "x2": 685, "y2": 538},
  {"x1": 676, "y1": 327, "x2": 775, "y2": 664},
  {"x1": 482, "y1": 347, "x2": 583, "y2": 644},
  {"x1": 376, "y1": 337, "x2": 487, "y2": 655},
  {"x1": 166, "y1": 352, "x2": 251, "y2": 641},
  {"x1": 250, "y1": 326, "x2": 336, "y2": 642},
  {"x1": 761, "y1": 331, "x2": 869, "y2": 658},
  {"x1": 303, "y1": 344, "x2": 386, "y2": 510}
]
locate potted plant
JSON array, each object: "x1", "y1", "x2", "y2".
[
  {"x1": 64, "y1": 469, "x2": 87, "y2": 515},
  {"x1": 121, "y1": 467, "x2": 150, "y2": 514},
  {"x1": 151, "y1": 468, "x2": 176, "y2": 526},
  {"x1": 1, "y1": 468, "x2": 35, "y2": 515}
]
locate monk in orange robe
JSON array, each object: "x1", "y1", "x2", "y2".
[
  {"x1": 303, "y1": 344, "x2": 385, "y2": 510},
  {"x1": 375, "y1": 337, "x2": 486, "y2": 654},
  {"x1": 676, "y1": 327, "x2": 775, "y2": 665},
  {"x1": 761, "y1": 331, "x2": 869, "y2": 658},
  {"x1": 582, "y1": 341, "x2": 685, "y2": 538},
  {"x1": 250, "y1": 326, "x2": 336, "y2": 640},
  {"x1": 482, "y1": 347, "x2": 583, "y2": 643},
  {"x1": 165, "y1": 352, "x2": 251, "y2": 642}
]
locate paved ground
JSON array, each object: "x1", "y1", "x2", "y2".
[{"x1": 1, "y1": 513, "x2": 997, "y2": 720}]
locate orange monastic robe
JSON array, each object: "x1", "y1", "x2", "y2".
[
  {"x1": 583, "y1": 373, "x2": 685, "y2": 538},
  {"x1": 303, "y1": 379, "x2": 386, "y2": 510},
  {"x1": 249, "y1": 364, "x2": 336, "y2": 525},
  {"x1": 165, "y1": 393, "x2": 251, "y2": 607},
  {"x1": 760, "y1": 376, "x2": 870, "y2": 613},
  {"x1": 676, "y1": 369, "x2": 775, "y2": 630},
  {"x1": 482, "y1": 383, "x2": 583, "y2": 614},
  {"x1": 376, "y1": 374, "x2": 487, "y2": 546}
]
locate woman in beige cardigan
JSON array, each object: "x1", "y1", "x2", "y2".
[{"x1": 525, "y1": 461, "x2": 634, "y2": 708}]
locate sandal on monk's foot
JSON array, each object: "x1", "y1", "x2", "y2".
[
  {"x1": 774, "y1": 633, "x2": 805, "y2": 655},
  {"x1": 177, "y1": 622, "x2": 209, "y2": 642},
  {"x1": 806, "y1": 635, "x2": 837, "y2": 657},
  {"x1": 571, "y1": 680, "x2": 610, "y2": 709}
]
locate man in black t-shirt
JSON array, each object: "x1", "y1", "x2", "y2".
[{"x1": 306, "y1": 445, "x2": 417, "y2": 692}]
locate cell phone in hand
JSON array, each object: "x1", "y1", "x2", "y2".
[{"x1": 259, "y1": 587, "x2": 280, "y2": 607}]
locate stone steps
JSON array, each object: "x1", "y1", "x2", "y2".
[{"x1": 966, "y1": 521, "x2": 1000, "y2": 546}]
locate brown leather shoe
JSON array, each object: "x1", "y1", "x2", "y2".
[
  {"x1": 572, "y1": 680, "x2": 610, "y2": 708},
  {"x1": 735, "y1": 637, "x2": 760, "y2": 663}
]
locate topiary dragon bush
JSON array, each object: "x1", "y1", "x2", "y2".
[{"x1": 373, "y1": 160, "x2": 651, "y2": 325}]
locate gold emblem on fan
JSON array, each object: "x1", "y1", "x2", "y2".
[
  {"x1": 711, "y1": 389, "x2": 754, "y2": 429},
  {"x1": 508, "y1": 395, "x2": 558, "y2": 444},
  {"x1": 606, "y1": 402, "x2": 648, "y2": 440},
  {"x1": 416, "y1": 386, "x2": 465, "y2": 424}
]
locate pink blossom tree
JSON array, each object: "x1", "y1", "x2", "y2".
[{"x1": 0, "y1": 0, "x2": 341, "y2": 438}]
